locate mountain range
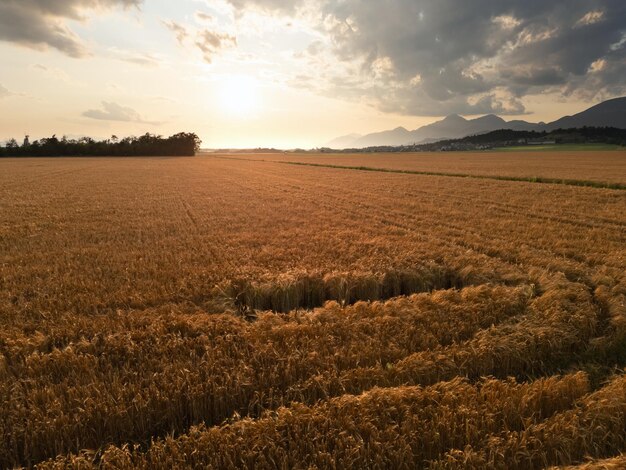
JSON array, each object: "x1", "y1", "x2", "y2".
[{"x1": 326, "y1": 97, "x2": 626, "y2": 148}]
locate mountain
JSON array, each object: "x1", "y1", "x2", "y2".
[
  {"x1": 347, "y1": 114, "x2": 531, "y2": 148},
  {"x1": 327, "y1": 97, "x2": 626, "y2": 148},
  {"x1": 325, "y1": 133, "x2": 363, "y2": 148},
  {"x1": 336, "y1": 114, "x2": 537, "y2": 148},
  {"x1": 411, "y1": 114, "x2": 507, "y2": 142},
  {"x1": 545, "y1": 97, "x2": 626, "y2": 131},
  {"x1": 351, "y1": 127, "x2": 412, "y2": 147},
  {"x1": 506, "y1": 120, "x2": 544, "y2": 131}
]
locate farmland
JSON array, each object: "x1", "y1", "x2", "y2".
[
  {"x1": 1, "y1": 152, "x2": 625, "y2": 469},
  {"x1": 239, "y1": 150, "x2": 626, "y2": 187}
]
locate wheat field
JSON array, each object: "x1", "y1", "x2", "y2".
[
  {"x1": 1, "y1": 153, "x2": 625, "y2": 469},
  {"x1": 235, "y1": 150, "x2": 626, "y2": 187}
]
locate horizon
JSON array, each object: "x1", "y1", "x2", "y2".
[
  {"x1": 1, "y1": 1, "x2": 625, "y2": 148},
  {"x1": 0, "y1": 96, "x2": 621, "y2": 151}
]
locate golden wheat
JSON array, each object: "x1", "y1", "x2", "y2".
[
  {"x1": 0, "y1": 155, "x2": 623, "y2": 468},
  {"x1": 243, "y1": 150, "x2": 626, "y2": 185}
]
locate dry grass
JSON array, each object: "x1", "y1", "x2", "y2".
[{"x1": 0, "y1": 155, "x2": 625, "y2": 468}]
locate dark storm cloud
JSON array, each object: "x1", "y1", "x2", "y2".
[
  {"x1": 228, "y1": 0, "x2": 626, "y2": 115},
  {"x1": 0, "y1": 0, "x2": 142, "y2": 57}
]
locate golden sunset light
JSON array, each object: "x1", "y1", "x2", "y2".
[
  {"x1": 1, "y1": 0, "x2": 624, "y2": 148},
  {"x1": 216, "y1": 75, "x2": 261, "y2": 119},
  {"x1": 1, "y1": 1, "x2": 625, "y2": 468}
]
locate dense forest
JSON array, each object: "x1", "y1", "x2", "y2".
[{"x1": 0, "y1": 132, "x2": 201, "y2": 157}]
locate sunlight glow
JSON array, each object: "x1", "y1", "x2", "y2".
[{"x1": 217, "y1": 76, "x2": 260, "y2": 118}]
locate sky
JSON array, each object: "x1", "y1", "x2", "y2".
[{"x1": 0, "y1": 0, "x2": 625, "y2": 149}]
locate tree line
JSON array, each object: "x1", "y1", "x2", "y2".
[
  {"x1": 0, "y1": 132, "x2": 201, "y2": 157},
  {"x1": 448, "y1": 126, "x2": 626, "y2": 146}
]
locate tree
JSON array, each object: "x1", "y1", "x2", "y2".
[
  {"x1": 1, "y1": 132, "x2": 204, "y2": 157},
  {"x1": 170, "y1": 132, "x2": 202, "y2": 155}
]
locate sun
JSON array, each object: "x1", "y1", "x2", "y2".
[{"x1": 217, "y1": 75, "x2": 260, "y2": 118}]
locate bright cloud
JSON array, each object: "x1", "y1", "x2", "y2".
[
  {"x1": 82, "y1": 101, "x2": 155, "y2": 124},
  {"x1": 0, "y1": 0, "x2": 143, "y2": 57}
]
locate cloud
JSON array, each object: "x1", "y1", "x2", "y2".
[
  {"x1": 195, "y1": 11, "x2": 214, "y2": 23},
  {"x1": 227, "y1": 0, "x2": 626, "y2": 116},
  {"x1": 195, "y1": 30, "x2": 237, "y2": 63},
  {"x1": 0, "y1": 83, "x2": 27, "y2": 99},
  {"x1": 163, "y1": 16, "x2": 237, "y2": 64},
  {"x1": 575, "y1": 10, "x2": 605, "y2": 28},
  {"x1": 163, "y1": 20, "x2": 189, "y2": 46},
  {"x1": 119, "y1": 54, "x2": 161, "y2": 67},
  {"x1": 31, "y1": 63, "x2": 73, "y2": 82},
  {"x1": 102, "y1": 46, "x2": 163, "y2": 68},
  {"x1": 225, "y1": 0, "x2": 301, "y2": 15},
  {"x1": 0, "y1": 0, "x2": 143, "y2": 57},
  {"x1": 82, "y1": 101, "x2": 157, "y2": 124},
  {"x1": 0, "y1": 84, "x2": 13, "y2": 99},
  {"x1": 109, "y1": 48, "x2": 161, "y2": 67}
]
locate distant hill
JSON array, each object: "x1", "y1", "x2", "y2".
[
  {"x1": 318, "y1": 127, "x2": 626, "y2": 156},
  {"x1": 325, "y1": 133, "x2": 363, "y2": 148},
  {"x1": 545, "y1": 97, "x2": 626, "y2": 131},
  {"x1": 327, "y1": 97, "x2": 626, "y2": 148},
  {"x1": 349, "y1": 127, "x2": 412, "y2": 147}
]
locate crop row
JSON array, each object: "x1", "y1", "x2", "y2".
[
  {"x1": 1, "y1": 157, "x2": 625, "y2": 468},
  {"x1": 1, "y1": 158, "x2": 624, "y2": 325},
  {"x1": 4, "y1": 270, "x2": 625, "y2": 468},
  {"x1": 0, "y1": 284, "x2": 530, "y2": 467},
  {"x1": 38, "y1": 372, "x2": 626, "y2": 469}
]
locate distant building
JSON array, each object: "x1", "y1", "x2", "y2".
[{"x1": 23, "y1": 135, "x2": 30, "y2": 147}]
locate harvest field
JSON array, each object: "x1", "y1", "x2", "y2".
[
  {"x1": 1, "y1": 153, "x2": 625, "y2": 468},
  {"x1": 236, "y1": 150, "x2": 626, "y2": 187}
]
